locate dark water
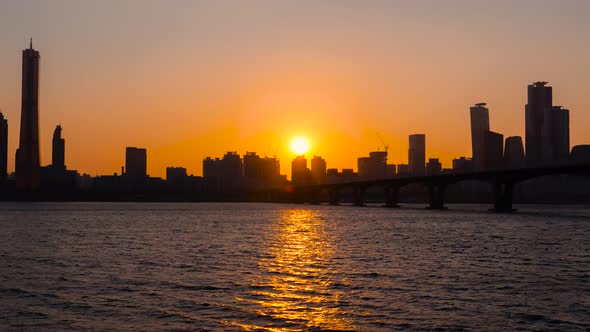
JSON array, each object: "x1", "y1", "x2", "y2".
[{"x1": 1, "y1": 203, "x2": 589, "y2": 331}]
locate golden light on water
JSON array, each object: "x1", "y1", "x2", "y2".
[
  {"x1": 290, "y1": 137, "x2": 310, "y2": 156},
  {"x1": 233, "y1": 209, "x2": 355, "y2": 330}
]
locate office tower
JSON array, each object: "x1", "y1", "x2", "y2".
[
  {"x1": 483, "y1": 131, "x2": 504, "y2": 170},
  {"x1": 426, "y1": 158, "x2": 442, "y2": 175},
  {"x1": 504, "y1": 136, "x2": 525, "y2": 169},
  {"x1": 452, "y1": 157, "x2": 473, "y2": 174},
  {"x1": 16, "y1": 41, "x2": 41, "y2": 191},
  {"x1": 358, "y1": 151, "x2": 388, "y2": 180},
  {"x1": 125, "y1": 147, "x2": 147, "y2": 179},
  {"x1": 525, "y1": 81, "x2": 552, "y2": 167},
  {"x1": 409, "y1": 134, "x2": 426, "y2": 176},
  {"x1": 291, "y1": 155, "x2": 308, "y2": 185},
  {"x1": 386, "y1": 164, "x2": 396, "y2": 178},
  {"x1": 166, "y1": 167, "x2": 187, "y2": 187},
  {"x1": 542, "y1": 106, "x2": 569, "y2": 165},
  {"x1": 470, "y1": 103, "x2": 490, "y2": 171},
  {"x1": 310, "y1": 155, "x2": 327, "y2": 184},
  {"x1": 0, "y1": 113, "x2": 7, "y2": 182},
  {"x1": 52, "y1": 125, "x2": 65, "y2": 170}
]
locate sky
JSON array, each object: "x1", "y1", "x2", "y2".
[{"x1": 1, "y1": 0, "x2": 589, "y2": 178}]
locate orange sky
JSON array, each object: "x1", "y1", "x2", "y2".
[{"x1": 1, "y1": 1, "x2": 589, "y2": 178}]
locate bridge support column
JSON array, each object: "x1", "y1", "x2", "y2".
[
  {"x1": 353, "y1": 186, "x2": 366, "y2": 206},
  {"x1": 328, "y1": 188, "x2": 340, "y2": 206},
  {"x1": 384, "y1": 186, "x2": 400, "y2": 208},
  {"x1": 427, "y1": 184, "x2": 447, "y2": 210},
  {"x1": 490, "y1": 182, "x2": 516, "y2": 213}
]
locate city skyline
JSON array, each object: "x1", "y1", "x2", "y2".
[{"x1": 1, "y1": 1, "x2": 590, "y2": 177}]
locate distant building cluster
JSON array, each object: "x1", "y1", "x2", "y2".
[{"x1": 1, "y1": 44, "x2": 590, "y2": 201}]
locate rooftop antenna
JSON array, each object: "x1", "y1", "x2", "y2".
[{"x1": 30, "y1": 38, "x2": 32, "y2": 49}]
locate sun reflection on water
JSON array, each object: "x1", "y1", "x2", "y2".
[{"x1": 233, "y1": 209, "x2": 355, "y2": 331}]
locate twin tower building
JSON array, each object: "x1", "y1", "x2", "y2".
[{"x1": 470, "y1": 81, "x2": 569, "y2": 172}]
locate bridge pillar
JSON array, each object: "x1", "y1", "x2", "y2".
[
  {"x1": 328, "y1": 188, "x2": 340, "y2": 205},
  {"x1": 353, "y1": 186, "x2": 366, "y2": 206},
  {"x1": 427, "y1": 183, "x2": 447, "y2": 210},
  {"x1": 491, "y1": 181, "x2": 516, "y2": 213},
  {"x1": 384, "y1": 186, "x2": 400, "y2": 208}
]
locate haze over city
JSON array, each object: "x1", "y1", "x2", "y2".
[{"x1": 1, "y1": 0, "x2": 590, "y2": 178}]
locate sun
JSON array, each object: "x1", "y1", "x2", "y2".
[{"x1": 290, "y1": 137, "x2": 310, "y2": 155}]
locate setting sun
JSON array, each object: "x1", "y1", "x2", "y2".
[{"x1": 290, "y1": 137, "x2": 310, "y2": 155}]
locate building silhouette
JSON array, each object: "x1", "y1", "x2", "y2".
[
  {"x1": 483, "y1": 131, "x2": 504, "y2": 170},
  {"x1": 470, "y1": 103, "x2": 490, "y2": 171},
  {"x1": 452, "y1": 157, "x2": 473, "y2": 174},
  {"x1": 426, "y1": 158, "x2": 442, "y2": 175},
  {"x1": 203, "y1": 152, "x2": 243, "y2": 193},
  {"x1": 397, "y1": 164, "x2": 409, "y2": 177},
  {"x1": 409, "y1": 134, "x2": 426, "y2": 176},
  {"x1": 0, "y1": 113, "x2": 7, "y2": 182},
  {"x1": 310, "y1": 155, "x2": 327, "y2": 184},
  {"x1": 504, "y1": 136, "x2": 525, "y2": 169},
  {"x1": 542, "y1": 106, "x2": 569, "y2": 165},
  {"x1": 16, "y1": 41, "x2": 41, "y2": 191},
  {"x1": 525, "y1": 81, "x2": 552, "y2": 166},
  {"x1": 358, "y1": 151, "x2": 388, "y2": 180},
  {"x1": 125, "y1": 147, "x2": 147, "y2": 179},
  {"x1": 291, "y1": 155, "x2": 309, "y2": 185},
  {"x1": 570, "y1": 145, "x2": 590, "y2": 164},
  {"x1": 52, "y1": 125, "x2": 65, "y2": 170}
]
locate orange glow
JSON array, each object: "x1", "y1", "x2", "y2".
[{"x1": 290, "y1": 137, "x2": 310, "y2": 155}]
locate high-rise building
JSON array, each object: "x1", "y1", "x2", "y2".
[
  {"x1": 52, "y1": 125, "x2": 65, "y2": 170},
  {"x1": 125, "y1": 147, "x2": 147, "y2": 179},
  {"x1": 525, "y1": 81, "x2": 552, "y2": 167},
  {"x1": 542, "y1": 106, "x2": 569, "y2": 165},
  {"x1": 504, "y1": 136, "x2": 525, "y2": 169},
  {"x1": 16, "y1": 41, "x2": 41, "y2": 191},
  {"x1": 426, "y1": 158, "x2": 442, "y2": 175},
  {"x1": 0, "y1": 113, "x2": 7, "y2": 182},
  {"x1": 358, "y1": 151, "x2": 388, "y2": 180},
  {"x1": 483, "y1": 131, "x2": 504, "y2": 170},
  {"x1": 409, "y1": 134, "x2": 426, "y2": 176},
  {"x1": 291, "y1": 155, "x2": 308, "y2": 185},
  {"x1": 397, "y1": 164, "x2": 409, "y2": 177},
  {"x1": 470, "y1": 103, "x2": 490, "y2": 171},
  {"x1": 310, "y1": 155, "x2": 327, "y2": 184}
]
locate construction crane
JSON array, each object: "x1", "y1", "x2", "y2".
[{"x1": 376, "y1": 133, "x2": 389, "y2": 153}]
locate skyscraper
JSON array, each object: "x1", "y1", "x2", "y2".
[
  {"x1": 291, "y1": 155, "x2": 308, "y2": 185},
  {"x1": 310, "y1": 155, "x2": 327, "y2": 184},
  {"x1": 125, "y1": 147, "x2": 147, "y2": 179},
  {"x1": 470, "y1": 103, "x2": 490, "y2": 171},
  {"x1": 483, "y1": 131, "x2": 504, "y2": 170},
  {"x1": 16, "y1": 40, "x2": 41, "y2": 191},
  {"x1": 542, "y1": 106, "x2": 569, "y2": 165},
  {"x1": 0, "y1": 113, "x2": 7, "y2": 182},
  {"x1": 52, "y1": 125, "x2": 65, "y2": 170},
  {"x1": 525, "y1": 81, "x2": 552, "y2": 167},
  {"x1": 409, "y1": 134, "x2": 426, "y2": 176},
  {"x1": 504, "y1": 136, "x2": 525, "y2": 169}
]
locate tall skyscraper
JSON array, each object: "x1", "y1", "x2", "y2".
[
  {"x1": 525, "y1": 81, "x2": 552, "y2": 167},
  {"x1": 409, "y1": 134, "x2": 426, "y2": 176},
  {"x1": 52, "y1": 125, "x2": 65, "y2": 170},
  {"x1": 0, "y1": 113, "x2": 7, "y2": 182},
  {"x1": 542, "y1": 106, "x2": 569, "y2": 165},
  {"x1": 470, "y1": 103, "x2": 490, "y2": 171},
  {"x1": 483, "y1": 131, "x2": 504, "y2": 170},
  {"x1": 310, "y1": 155, "x2": 327, "y2": 184},
  {"x1": 504, "y1": 136, "x2": 525, "y2": 169},
  {"x1": 291, "y1": 155, "x2": 308, "y2": 185},
  {"x1": 125, "y1": 147, "x2": 147, "y2": 179},
  {"x1": 16, "y1": 40, "x2": 41, "y2": 191}
]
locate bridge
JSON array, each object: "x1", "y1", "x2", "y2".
[{"x1": 289, "y1": 163, "x2": 590, "y2": 212}]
